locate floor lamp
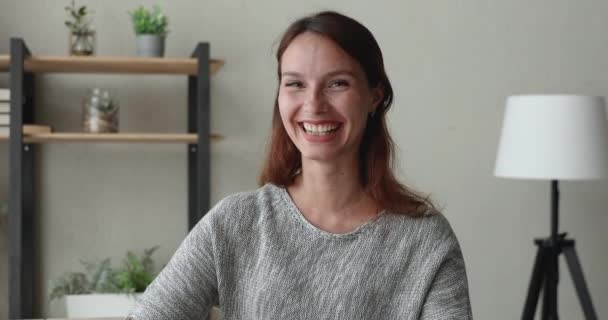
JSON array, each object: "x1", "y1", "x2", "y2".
[{"x1": 494, "y1": 95, "x2": 608, "y2": 320}]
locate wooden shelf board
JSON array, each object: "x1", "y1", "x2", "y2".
[
  {"x1": 0, "y1": 54, "x2": 224, "y2": 75},
  {"x1": 0, "y1": 132, "x2": 223, "y2": 143}
]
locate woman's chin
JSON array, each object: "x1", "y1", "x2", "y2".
[
  {"x1": 301, "y1": 154, "x2": 336, "y2": 162},
  {"x1": 299, "y1": 150, "x2": 351, "y2": 164}
]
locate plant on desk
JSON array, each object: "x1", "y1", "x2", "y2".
[
  {"x1": 115, "y1": 246, "x2": 159, "y2": 293},
  {"x1": 49, "y1": 246, "x2": 160, "y2": 317}
]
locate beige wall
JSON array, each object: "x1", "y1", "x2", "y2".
[{"x1": 1, "y1": 0, "x2": 607, "y2": 319}]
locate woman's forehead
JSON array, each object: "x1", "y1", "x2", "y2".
[{"x1": 280, "y1": 32, "x2": 362, "y2": 77}]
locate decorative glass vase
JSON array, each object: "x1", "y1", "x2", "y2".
[
  {"x1": 82, "y1": 88, "x2": 119, "y2": 133},
  {"x1": 69, "y1": 30, "x2": 96, "y2": 56}
]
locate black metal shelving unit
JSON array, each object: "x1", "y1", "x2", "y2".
[{"x1": 6, "y1": 38, "x2": 217, "y2": 318}]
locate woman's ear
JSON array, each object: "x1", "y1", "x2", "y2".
[{"x1": 370, "y1": 85, "x2": 385, "y2": 113}]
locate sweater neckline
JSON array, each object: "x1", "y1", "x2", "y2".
[{"x1": 273, "y1": 184, "x2": 387, "y2": 240}]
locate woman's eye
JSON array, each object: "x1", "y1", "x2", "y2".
[
  {"x1": 329, "y1": 80, "x2": 349, "y2": 88},
  {"x1": 284, "y1": 81, "x2": 303, "y2": 88}
]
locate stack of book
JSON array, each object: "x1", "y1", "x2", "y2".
[{"x1": 0, "y1": 88, "x2": 9, "y2": 134}]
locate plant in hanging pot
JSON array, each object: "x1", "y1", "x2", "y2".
[
  {"x1": 64, "y1": 0, "x2": 95, "y2": 56},
  {"x1": 49, "y1": 246, "x2": 160, "y2": 318},
  {"x1": 129, "y1": 5, "x2": 169, "y2": 57}
]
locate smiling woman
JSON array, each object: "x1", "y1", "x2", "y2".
[
  {"x1": 128, "y1": 11, "x2": 472, "y2": 320},
  {"x1": 260, "y1": 12, "x2": 435, "y2": 222}
]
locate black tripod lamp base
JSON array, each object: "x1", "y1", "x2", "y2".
[{"x1": 522, "y1": 234, "x2": 597, "y2": 320}]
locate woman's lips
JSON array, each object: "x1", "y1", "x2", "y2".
[{"x1": 299, "y1": 122, "x2": 342, "y2": 142}]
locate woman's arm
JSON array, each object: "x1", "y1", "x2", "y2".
[
  {"x1": 419, "y1": 218, "x2": 473, "y2": 319},
  {"x1": 127, "y1": 215, "x2": 219, "y2": 320}
]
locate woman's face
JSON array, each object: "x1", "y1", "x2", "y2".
[{"x1": 278, "y1": 32, "x2": 382, "y2": 164}]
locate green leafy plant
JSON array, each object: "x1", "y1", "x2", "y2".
[
  {"x1": 49, "y1": 272, "x2": 90, "y2": 301},
  {"x1": 49, "y1": 246, "x2": 160, "y2": 301},
  {"x1": 64, "y1": 0, "x2": 93, "y2": 34},
  {"x1": 115, "y1": 246, "x2": 159, "y2": 293},
  {"x1": 129, "y1": 5, "x2": 169, "y2": 36}
]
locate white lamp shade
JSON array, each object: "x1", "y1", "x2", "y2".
[{"x1": 494, "y1": 95, "x2": 608, "y2": 180}]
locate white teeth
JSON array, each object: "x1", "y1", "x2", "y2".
[{"x1": 302, "y1": 122, "x2": 339, "y2": 135}]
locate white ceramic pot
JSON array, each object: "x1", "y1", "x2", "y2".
[{"x1": 65, "y1": 293, "x2": 143, "y2": 317}]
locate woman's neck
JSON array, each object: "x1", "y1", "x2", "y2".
[{"x1": 288, "y1": 157, "x2": 379, "y2": 232}]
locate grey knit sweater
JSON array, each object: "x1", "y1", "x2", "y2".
[{"x1": 128, "y1": 184, "x2": 472, "y2": 319}]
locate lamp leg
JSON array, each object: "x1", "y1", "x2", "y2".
[
  {"x1": 522, "y1": 240, "x2": 548, "y2": 320},
  {"x1": 541, "y1": 244, "x2": 560, "y2": 319},
  {"x1": 562, "y1": 240, "x2": 597, "y2": 320}
]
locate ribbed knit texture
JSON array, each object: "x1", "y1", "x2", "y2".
[{"x1": 128, "y1": 183, "x2": 472, "y2": 319}]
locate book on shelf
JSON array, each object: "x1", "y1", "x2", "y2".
[
  {"x1": 0, "y1": 89, "x2": 9, "y2": 102},
  {"x1": 24, "y1": 124, "x2": 51, "y2": 134},
  {"x1": 0, "y1": 102, "x2": 9, "y2": 113},
  {"x1": 0, "y1": 125, "x2": 52, "y2": 136}
]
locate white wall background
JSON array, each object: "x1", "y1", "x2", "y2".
[{"x1": 0, "y1": 0, "x2": 607, "y2": 319}]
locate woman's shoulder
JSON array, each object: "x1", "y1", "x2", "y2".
[
  {"x1": 383, "y1": 208, "x2": 460, "y2": 248},
  {"x1": 385, "y1": 206, "x2": 449, "y2": 226},
  {"x1": 417, "y1": 209, "x2": 455, "y2": 235},
  {"x1": 211, "y1": 182, "x2": 282, "y2": 210},
  {"x1": 201, "y1": 183, "x2": 284, "y2": 226}
]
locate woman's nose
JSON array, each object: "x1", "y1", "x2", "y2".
[{"x1": 303, "y1": 87, "x2": 327, "y2": 114}]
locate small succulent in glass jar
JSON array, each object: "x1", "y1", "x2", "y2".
[{"x1": 82, "y1": 88, "x2": 119, "y2": 133}]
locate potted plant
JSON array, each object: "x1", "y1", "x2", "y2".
[
  {"x1": 64, "y1": 0, "x2": 95, "y2": 56},
  {"x1": 49, "y1": 246, "x2": 160, "y2": 317},
  {"x1": 129, "y1": 5, "x2": 169, "y2": 57}
]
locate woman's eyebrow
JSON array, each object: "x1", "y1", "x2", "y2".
[
  {"x1": 281, "y1": 71, "x2": 303, "y2": 78},
  {"x1": 324, "y1": 70, "x2": 356, "y2": 78}
]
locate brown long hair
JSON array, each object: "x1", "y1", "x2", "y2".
[{"x1": 259, "y1": 11, "x2": 436, "y2": 217}]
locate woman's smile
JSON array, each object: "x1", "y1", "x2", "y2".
[{"x1": 299, "y1": 121, "x2": 343, "y2": 142}]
